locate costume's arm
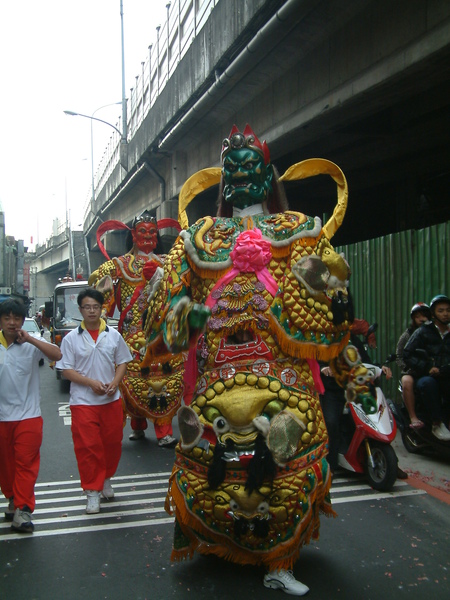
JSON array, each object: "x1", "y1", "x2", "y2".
[
  {"x1": 270, "y1": 234, "x2": 352, "y2": 362},
  {"x1": 330, "y1": 344, "x2": 378, "y2": 414},
  {"x1": 143, "y1": 238, "x2": 210, "y2": 361},
  {"x1": 89, "y1": 260, "x2": 118, "y2": 317},
  {"x1": 164, "y1": 296, "x2": 210, "y2": 354}
]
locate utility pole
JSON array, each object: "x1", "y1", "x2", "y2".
[{"x1": 120, "y1": 0, "x2": 128, "y2": 170}]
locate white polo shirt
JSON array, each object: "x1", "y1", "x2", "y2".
[
  {"x1": 0, "y1": 332, "x2": 47, "y2": 421},
  {"x1": 56, "y1": 325, "x2": 132, "y2": 406}
]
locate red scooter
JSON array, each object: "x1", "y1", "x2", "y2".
[{"x1": 337, "y1": 362, "x2": 398, "y2": 491}]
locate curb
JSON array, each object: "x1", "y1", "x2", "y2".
[{"x1": 405, "y1": 475, "x2": 450, "y2": 505}]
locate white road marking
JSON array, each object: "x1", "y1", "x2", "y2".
[
  {"x1": 0, "y1": 473, "x2": 431, "y2": 542},
  {"x1": 0, "y1": 517, "x2": 174, "y2": 541}
]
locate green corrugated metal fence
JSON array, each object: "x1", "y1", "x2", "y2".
[{"x1": 336, "y1": 221, "x2": 449, "y2": 401}]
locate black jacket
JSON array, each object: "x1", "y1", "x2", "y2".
[{"x1": 403, "y1": 322, "x2": 450, "y2": 378}]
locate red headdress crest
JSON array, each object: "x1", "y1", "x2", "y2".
[
  {"x1": 96, "y1": 215, "x2": 181, "y2": 260},
  {"x1": 221, "y1": 124, "x2": 270, "y2": 165}
]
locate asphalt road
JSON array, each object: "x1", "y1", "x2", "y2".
[{"x1": 1, "y1": 365, "x2": 449, "y2": 600}]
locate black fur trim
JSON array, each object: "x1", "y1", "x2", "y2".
[
  {"x1": 234, "y1": 519, "x2": 248, "y2": 537},
  {"x1": 234, "y1": 517, "x2": 269, "y2": 539},
  {"x1": 331, "y1": 292, "x2": 345, "y2": 325},
  {"x1": 245, "y1": 435, "x2": 277, "y2": 495},
  {"x1": 207, "y1": 439, "x2": 234, "y2": 489},
  {"x1": 253, "y1": 519, "x2": 269, "y2": 538}
]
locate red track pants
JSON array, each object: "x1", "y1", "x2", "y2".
[
  {"x1": 0, "y1": 417, "x2": 43, "y2": 512},
  {"x1": 70, "y1": 400, "x2": 123, "y2": 491}
]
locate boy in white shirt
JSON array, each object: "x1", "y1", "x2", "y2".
[
  {"x1": 0, "y1": 299, "x2": 62, "y2": 533},
  {"x1": 56, "y1": 288, "x2": 132, "y2": 514}
]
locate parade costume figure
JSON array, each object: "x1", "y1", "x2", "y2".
[
  {"x1": 89, "y1": 212, "x2": 182, "y2": 447},
  {"x1": 143, "y1": 125, "x2": 355, "y2": 592}
]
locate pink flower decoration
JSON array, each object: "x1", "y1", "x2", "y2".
[
  {"x1": 205, "y1": 228, "x2": 278, "y2": 309},
  {"x1": 230, "y1": 229, "x2": 272, "y2": 272}
]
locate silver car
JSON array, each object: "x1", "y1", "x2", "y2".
[{"x1": 22, "y1": 318, "x2": 45, "y2": 365}]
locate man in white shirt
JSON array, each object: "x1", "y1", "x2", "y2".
[
  {"x1": 56, "y1": 288, "x2": 132, "y2": 514},
  {"x1": 0, "y1": 299, "x2": 62, "y2": 533}
]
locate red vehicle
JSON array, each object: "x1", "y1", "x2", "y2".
[{"x1": 337, "y1": 362, "x2": 398, "y2": 491}]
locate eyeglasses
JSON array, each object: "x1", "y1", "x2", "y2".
[{"x1": 80, "y1": 304, "x2": 101, "y2": 312}]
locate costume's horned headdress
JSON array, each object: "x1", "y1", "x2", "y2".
[
  {"x1": 221, "y1": 124, "x2": 271, "y2": 165},
  {"x1": 132, "y1": 210, "x2": 157, "y2": 229},
  {"x1": 96, "y1": 211, "x2": 181, "y2": 260}
]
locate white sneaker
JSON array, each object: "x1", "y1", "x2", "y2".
[
  {"x1": 158, "y1": 434, "x2": 177, "y2": 448},
  {"x1": 129, "y1": 430, "x2": 145, "y2": 440},
  {"x1": 11, "y1": 506, "x2": 34, "y2": 533},
  {"x1": 85, "y1": 490, "x2": 101, "y2": 514},
  {"x1": 432, "y1": 422, "x2": 450, "y2": 441},
  {"x1": 263, "y1": 569, "x2": 309, "y2": 595},
  {"x1": 101, "y1": 478, "x2": 114, "y2": 499}
]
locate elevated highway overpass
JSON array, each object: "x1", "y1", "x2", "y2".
[
  {"x1": 32, "y1": 227, "x2": 90, "y2": 310},
  {"x1": 37, "y1": 0, "x2": 450, "y2": 286}
]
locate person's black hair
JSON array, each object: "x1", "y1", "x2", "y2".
[
  {"x1": 0, "y1": 299, "x2": 27, "y2": 319},
  {"x1": 409, "y1": 311, "x2": 430, "y2": 331},
  {"x1": 77, "y1": 287, "x2": 104, "y2": 307}
]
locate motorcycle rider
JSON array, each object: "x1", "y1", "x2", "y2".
[
  {"x1": 403, "y1": 295, "x2": 450, "y2": 441},
  {"x1": 396, "y1": 303, "x2": 432, "y2": 429}
]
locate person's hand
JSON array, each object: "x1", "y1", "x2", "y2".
[
  {"x1": 188, "y1": 304, "x2": 211, "y2": 330},
  {"x1": 90, "y1": 380, "x2": 108, "y2": 395},
  {"x1": 381, "y1": 365, "x2": 392, "y2": 379},
  {"x1": 15, "y1": 329, "x2": 31, "y2": 344},
  {"x1": 104, "y1": 382, "x2": 119, "y2": 396},
  {"x1": 429, "y1": 366, "x2": 440, "y2": 376}
]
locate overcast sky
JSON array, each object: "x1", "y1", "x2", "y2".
[{"x1": 0, "y1": 0, "x2": 169, "y2": 249}]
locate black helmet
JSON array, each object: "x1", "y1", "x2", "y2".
[
  {"x1": 410, "y1": 302, "x2": 431, "y2": 319},
  {"x1": 430, "y1": 294, "x2": 450, "y2": 313}
]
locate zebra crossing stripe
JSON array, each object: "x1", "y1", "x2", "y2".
[{"x1": 0, "y1": 473, "x2": 429, "y2": 542}]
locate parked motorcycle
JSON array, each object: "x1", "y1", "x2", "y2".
[
  {"x1": 337, "y1": 359, "x2": 398, "y2": 491},
  {"x1": 389, "y1": 378, "x2": 450, "y2": 458}
]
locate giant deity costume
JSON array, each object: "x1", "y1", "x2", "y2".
[
  {"x1": 89, "y1": 212, "x2": 182, "y2": 447},
  {"x1": 142, "y1": 125, "x2": 364, "y2": 593}
]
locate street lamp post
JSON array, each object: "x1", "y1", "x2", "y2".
[
  {"x1": 64, "y1": 110, "x2": 123, "y2": 135},
  {"x1": 120, "y1": 0, "x2": 128, "y2": 164},
  {"x1": 64, "y1": 104, "x2": 123, "y2": 206}
]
